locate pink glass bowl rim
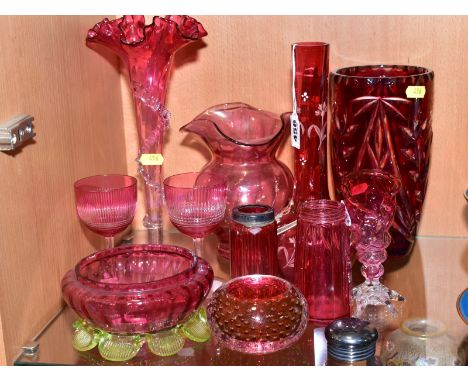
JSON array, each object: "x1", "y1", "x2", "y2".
[
  {"x1": 76, "y1": 244, "x2": 199, "y2": 291},
  {"x1": 163, "y1": 171, "x2": 226, "y2": 190},
  {"x1": 217, "y1": 274, "x2": 295, "y2": 302},
  {"x1": 207, "y1": 274, "x2": 309, "y2": 354},
  {"x1": 74, "y1": 174, "x2": 137, "y2": 192},
  {"x1": 331, "y1": 64, "x2": 434, "y2": 79},
  {"x1": 341, "y1": 168, "x2": 401, "y2": 198}
]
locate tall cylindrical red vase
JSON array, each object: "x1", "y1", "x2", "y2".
[
  {"x1": 294, "y1": 199, "x2": 351, "y2": 325},
  {"x1": 278, "y1": 42, "x2": 330, "y2": 282},
  {"x1": 291, "y1": 42, "x2": 330, "y2": 205}
]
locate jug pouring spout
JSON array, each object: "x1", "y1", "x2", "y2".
[
  {"x1": 180, "y1": 118, "x2": 214, "y2": 138},
  {"x1": 181, "y1": 102, "x2": 287, "y2": 153}
]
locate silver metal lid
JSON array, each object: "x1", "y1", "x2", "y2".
[
  {"x1": 325, "y1": 318, "x2": 378, "y2": 362},
  {"x1": 232, "y1": 204, "x2": 275, "y2": 226}
]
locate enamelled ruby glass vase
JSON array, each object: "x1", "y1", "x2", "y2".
[
  {"x1": 278, "y1": 42, "x2": 330, "y2": 282},
  {"x1": 342, "y1": 170, "x2": 405, "y2": 334},
  {"x1": 74, "y1": 175, "x2": 137, "y2": 248},
  {"x1": 86, "y1": 15, "x2": 207, "y2": 243},
  {"x1": 290, "y1": 42, "x2": 330, "y2": 204},
  {"x1": 163, "y1": 172, "x2": 227, "y2": 258},
  {"x1": 330, "y1": 65, "x2": 434, "y2": 257}
]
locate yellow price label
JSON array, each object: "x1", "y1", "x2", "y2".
[
  {"x1": 140, "y1": 153, "x2": 164, "y2": 166},
  {"x1": 406, "y1": 86, "x2": 426, "y2": 99}
]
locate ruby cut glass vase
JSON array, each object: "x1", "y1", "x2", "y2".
[
  {"x1": 330, "y1": 65, "x2": 434, "y2": 257},
  {"x1": 86, "y1": 15, "x2": 208, "y2": 243}
]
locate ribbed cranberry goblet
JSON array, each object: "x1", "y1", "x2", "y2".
[
  {"x1": 74, "y1": 175, "x2": 137, "y2": 248},
  {"x1": 163, "y1": 172, "x2": 227, "y2": 257}
]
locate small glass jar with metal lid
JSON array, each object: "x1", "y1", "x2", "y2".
[
  {"x1": 230, "y1": 204, "x2": 279, "y2": 278},
  {"x1": 325, "y1": 317, "x2": 379, "y2": 366}
]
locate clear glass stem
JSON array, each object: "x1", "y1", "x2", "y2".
[
  {"x1": 142, "y1": 179, "x2": 163, "y2": 244},
  {"x1": 193, "y1": 237, "x2": 204, "y2": 258},
  {"x1": 105, "y1": 236, "x2": 115, "y2": 249},
  {"x1": 133, "y1": 83, "x2": 168, "y2": 246},
  {"x1": 147, "y1": 227, "x2": 162, "y2": 245}
]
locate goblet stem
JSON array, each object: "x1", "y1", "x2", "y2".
[
  {"x1": 357, "y1": 248, "x2": 386, "y2": 282},
  {"x1": 193, "y1": 237, "x2": 204, "y2": 258},
  {"x1": 105, "y1": 236, "x2": 115, "y2": 249}
]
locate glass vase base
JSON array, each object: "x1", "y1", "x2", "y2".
[
  {"x1": 351, "y1": 281, "x2": 406, "y2": 335},
  {"x1": 145, "y1": 227, "x2": 163, "y2": 244},
  {"x1": 142, "y1": 215, "x2": 163, "y2": 244}
]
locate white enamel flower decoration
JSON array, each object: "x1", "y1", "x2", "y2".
[
  {"x1": 308, "y1": 102, "x2": 327, "y2": 150},
  {"x1": 315, "y1": 102, "x2": 327, "y2": 118}
]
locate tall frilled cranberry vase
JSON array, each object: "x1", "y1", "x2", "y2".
[
  {"x1": 330, "y1": 65, "x2": 434, "y2": 257},
  {"x1": 86, "y1": 16, "x2": 207, "y2": 243}
]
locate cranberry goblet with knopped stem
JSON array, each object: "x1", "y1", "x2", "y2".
[
  {"x1": 74, "y1": 174, "x2": 137, "y2": 249},
  {"x1": 341, "y1": 169, "x2": 406, "y2": 333},
  {"x1": 163, "y1": 172, "x2": 227, "y2": 258}
]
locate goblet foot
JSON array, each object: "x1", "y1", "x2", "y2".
[{"x1": 352, "y1": 281, "x2": 406, "y2": 336}]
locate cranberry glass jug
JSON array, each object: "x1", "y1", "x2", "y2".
[{"x1": 181, "y1": 103, "x2": 294, "y2": 258}]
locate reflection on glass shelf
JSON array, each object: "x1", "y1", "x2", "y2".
[
  {"x1": 15, "y1": 306, "x2": 317, "y2": 366},
  {"x1": 14, "y1": 232, "x2": 468, "y2": 366}
]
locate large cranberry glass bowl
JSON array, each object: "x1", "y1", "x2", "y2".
[
  {"x1": 62, "y1": 244, "x2": 213, "y2": 334},
  {"x1": 206, "y1": 275, "x2": 308, "y2": 354}
]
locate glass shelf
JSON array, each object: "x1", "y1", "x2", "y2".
[{"x1": 14, "y1": 231, "x2": 468, "y2": 366}]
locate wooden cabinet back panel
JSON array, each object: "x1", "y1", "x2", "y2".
[
  {"x1": 124, "y1": 15, "x2": 468, "y2": 238},
  {"x1": 0, "y1": 16, "x2": 127, "y2": 364}
]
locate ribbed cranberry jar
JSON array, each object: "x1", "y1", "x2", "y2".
[
  {"x1": 230, "y1": 205, "x2": 279, "y2": 278},
  {"x1": 294, "y1": 199, "x2": 351, "y2": 325}
]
